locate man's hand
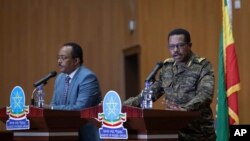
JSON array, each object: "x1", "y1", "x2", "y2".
[
  {"x1": 162, "y1": 98, "x2": 187, "y2": 111},
  {"x1": 43, "y1": 104, "x2": 52, "y2": 109}
]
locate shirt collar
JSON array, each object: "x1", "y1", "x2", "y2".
[{"x1": 66, "y1": 67, "x2": 80, "y2": 83}]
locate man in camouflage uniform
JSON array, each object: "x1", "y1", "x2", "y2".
[{"x1": 124, "y1": 28, "x2": 216, "y2": 141}]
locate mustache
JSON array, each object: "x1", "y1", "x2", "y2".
[
  {"x1": 173, "y1": 53, "x2": 181, "y2": 56},
  {"x1": 58, "y1": 63, "x2": 63, "y2": 67}
]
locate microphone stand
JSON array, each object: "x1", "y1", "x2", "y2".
[
  {"x1": 30, "y1": 87, "x2": 38, "y2": 106},
  {"x1": 30, "y1": 83, "x2": 45, "y2": 106}
]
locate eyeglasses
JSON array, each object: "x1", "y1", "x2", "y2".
[
  {"x1": 168, "y1": 43, "x2": 188, "y2": 50},
  {"x1": 57, "y1": 55, "x2": 70, "y2": 61}
]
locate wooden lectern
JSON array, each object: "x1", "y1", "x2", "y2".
[
  {"x1": 81, "y1": 105, "x2": 200, "y2": 141},
  {"x1": 1, "y1": 105, "x2": 199, "y2": 141},
  {"x1": 0, "y1": 106, "x2": 86, "y2": 141}
]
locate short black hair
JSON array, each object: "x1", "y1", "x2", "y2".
[
  {"x1": 63, "y1": 42, "x2": 83, "y2": 64},
  {"x1": 168, "y1": 28, "x2": 191, "y2": 43}
]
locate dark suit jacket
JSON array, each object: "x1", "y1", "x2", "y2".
[{"x1": 51, "y1": 66, "x2": 101, "y2": 110}]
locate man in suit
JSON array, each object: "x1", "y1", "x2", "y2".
[
  {"x1": 50, "y1": 42, "x2": 101, "y2": 110},
  {"x1": 45, "y1": 42, "x2": 102, "y2": 141}
]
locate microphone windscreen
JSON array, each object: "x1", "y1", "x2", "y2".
[{"x1": 49, "y1": 71, "x2": 57, "y2": 77}]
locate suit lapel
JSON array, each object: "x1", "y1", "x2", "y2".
[{"x1": 67, "y1": 67, "x2": 81, "y2": 102}]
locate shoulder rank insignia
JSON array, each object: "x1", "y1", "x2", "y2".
[
  {"x1": 163, "y1": 58, "x2": 174, "y2": 64},
  {"x1": 197, "y1": 57, "x2": 206, "y2": 63}
]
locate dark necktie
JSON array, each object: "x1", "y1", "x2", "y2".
[{"x1": 62, "y1": 76, "x2": 71, "y2": 104}]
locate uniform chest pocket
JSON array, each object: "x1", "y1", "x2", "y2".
[
  {"x1": 161, "y1": 79, "x2": 172, "y2": 88},
  {"x1": 178, "y1": 74, "x2": 200, "y2": 92}
]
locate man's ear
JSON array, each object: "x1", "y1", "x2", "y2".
[
  {"x1": 74, "y1": 58, "x2": 80, "y2": 65},
  {"x1": 188, "y1": 43, "x2": 192, "y2": 48}
]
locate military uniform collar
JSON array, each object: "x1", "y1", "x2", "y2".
[
  {"x1": 173, "y1": 52, "x2": 194, "y2": 67},
  {"x1": 163, "y1": 52, "x2": 205, "y2": 67}
]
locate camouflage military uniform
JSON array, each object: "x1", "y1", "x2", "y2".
[{"x1": 124, "y1": 52, "x2": 216, "y2": 141}]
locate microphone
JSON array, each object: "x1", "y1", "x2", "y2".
[
  {"x1": 33, "y1": 71, "x2": 57, "y2": 87},
  {"x1": 145, "y1": 61, "x2": 163, "y2": 82}
]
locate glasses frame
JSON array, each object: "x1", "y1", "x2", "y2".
[
  {"x1": 168, "y1": 42, "x2": 189, "y2": 50},
  {"x1": 57, "y1": 55, "x2": 70, "y2": 61}
]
